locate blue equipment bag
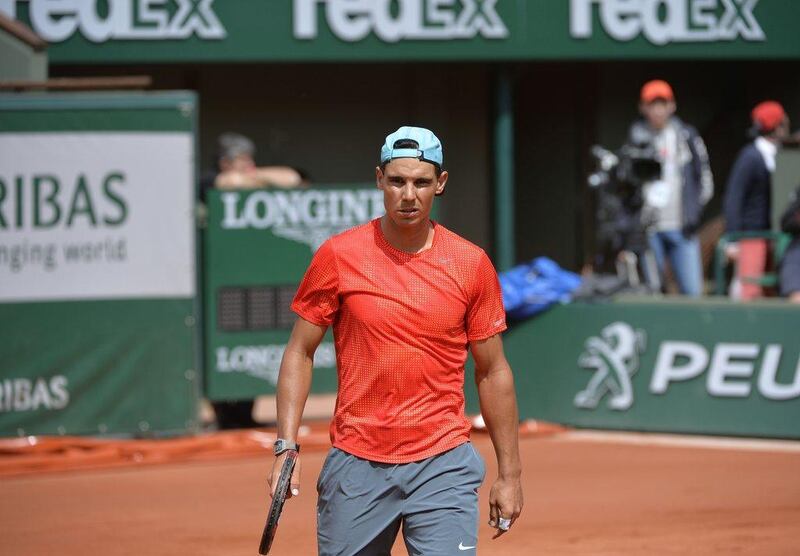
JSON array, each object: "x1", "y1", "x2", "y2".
[{"x1": 500, "y1": 257, "x2": 582, "y2": 320}]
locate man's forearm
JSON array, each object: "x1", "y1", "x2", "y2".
[
  {"x1": 276, "y1": 348, "x2": 314, "y2": 442},
  {"x1": 215, "y1": 167, "x2": 301, "y2": 190},
  {"x1": 255, "y1": 167, "x2": 302, "y2": 188},
  {"x1": 476, "y1": 366, "x2": 521, "y2": 478},
  {"x1": 214, "y1": 170, "x2": 257, "y2": 189}
]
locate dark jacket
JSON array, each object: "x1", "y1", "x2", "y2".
[
  {"x1": 723, "y1": 143, "x2": 772, "y2": 233},
  {"x1": 628, "y1": 117, "x2": 714, "y2": 235},
  {"x1": 780, "y1": 185, "x2": 800, "y2": 236},
  {"x1": 779, "y1": 186, "x2": 800, "y2": 297}
]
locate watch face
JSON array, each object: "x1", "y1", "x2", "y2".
[{"x1": 274, "y1": 440, "x2": 297, "y2": 455}]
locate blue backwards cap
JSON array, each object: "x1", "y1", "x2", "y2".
[{"x1": 380, "y1": 126, "x2": 443, "y2": 168}]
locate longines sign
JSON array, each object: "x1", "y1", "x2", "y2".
[{"x1": 220, "y1": 189, "x2": 384, "y2": 251}]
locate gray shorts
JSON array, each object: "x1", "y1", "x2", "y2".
[{"x1": 316, "y1": 442, "x2": 485, "y2": 556}]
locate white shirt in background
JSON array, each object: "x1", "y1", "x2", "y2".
[{"x1": 755, "y1": 136, "x2": 777, "y2": 173}]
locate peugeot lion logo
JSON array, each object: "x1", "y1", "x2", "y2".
[{"x1": 574, "y1": 322, "x2": 646, "y2": 411}]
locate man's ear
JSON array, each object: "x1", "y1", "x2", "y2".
[
  {"x1": 435, "y1": 170, "x2": 448, "y2": 196},
  {"x1": 375, "y1": 166, "x2": 384, "y2": 190}
]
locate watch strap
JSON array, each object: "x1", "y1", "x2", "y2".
[{"x1": 274, "y1": 439, "x2": 300, "y2": 456}]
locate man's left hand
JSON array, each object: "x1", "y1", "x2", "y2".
[{"x1": 488, "y1": 475, "x2": 523, "y2": 538}]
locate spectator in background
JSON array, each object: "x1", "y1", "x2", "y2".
[
  {"x1": 200, "y1": 132, "x2": 302, "y2": 200},
  {"x1": 723, "y1": 101, "x2": 790, "y2": 300},
  {"x1": 202, "y1": 132, "x2": 302, "y2": 429},
  {"x1": 631, "y1": 80, "x2": 714, "y2": 296},
  {"x1": 779, "y1": 185, "x2": 800, "y2": 303}
]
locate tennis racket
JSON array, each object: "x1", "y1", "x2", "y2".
[{"x1": 259, "y1": 450, "x2": 298, "y2": 555}]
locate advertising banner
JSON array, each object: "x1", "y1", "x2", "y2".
[
  {"x1": 0, "y1": 133, "x2": 194, "y2": 302},
  {"x1": 469, "y1": 300, "x2": 800, "y2": 439},
  {"x1": 204, "y1": 186, "x2": 385, "y2": 400},
  {"x1": 0, "y1": 93, "x2": 200, "y2": 437},
  {"x1": 2, "y1": 0, "x2": 798, "y2": 63}
]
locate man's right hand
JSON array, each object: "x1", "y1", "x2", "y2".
[
  {"x1": 725, "y1": 243, "x2": 740, "y2": 261},
  {"x1": 268, "y1": 451, "x2": 302, "y2": 499}
]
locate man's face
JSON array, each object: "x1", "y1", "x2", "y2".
[
  {"x1": 219, "y1": 154, "x2": 256, "y2": 173},
  {"x1": 376, "y1": 158, "x2": 448, "y2": 228},
  {"x1": 640, "y1": 99, "x2": 676, "y2": 130},
  {"x1": 775, "y1": 117, "x2": 791, "y2": 141}
]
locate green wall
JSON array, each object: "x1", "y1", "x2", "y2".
[{"x1": 466, "y1": 299, "x2": 800, "y2": 439}]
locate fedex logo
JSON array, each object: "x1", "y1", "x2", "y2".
[
  {"x1": 294, "y1": 0, "x2": 508, "y2": 43},
  {"x1": 570, "y1": 0, "x2": 765, "y2": 45},
  {"x1": 0, "y1": 0, "x2": 225, "y2": 43}
]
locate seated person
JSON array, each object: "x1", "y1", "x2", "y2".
[
  {"x1": 203, "y1": 132, "x2": 303, "y2": 429},
  {"x1": 201, "y1": 132, "x2": 302, "y2": 199}
]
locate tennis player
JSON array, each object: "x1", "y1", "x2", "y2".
[{"x1": 269, "y1": 126, "x2": 523, "y2": 555}]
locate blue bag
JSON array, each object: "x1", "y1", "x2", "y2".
[{"x1": 499, "y1": 257, "x2": 582, "y2": 320}]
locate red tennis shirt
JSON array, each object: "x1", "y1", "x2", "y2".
[{"x1": 291, "y1": 219, "x2": 507, "y2": 463}]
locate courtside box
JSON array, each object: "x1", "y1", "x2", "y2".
[{"x1": 203, "y1": 185, "x2": 384, "y2": 401}]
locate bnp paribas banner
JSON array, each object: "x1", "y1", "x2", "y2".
[
  {"x1": 0, "y1": 133, "x2": 194, "y2": 302},
  {"x1": 0, "y1": 93, "x2": 200, "y2": 437},
  {"x1": 2, "y1": 0, "x2": 797, "y2": 63},
  {"x1": 204, "y1": 187, "x2": 386, "y2": 400},
  {"x1": 464, "y1": 300, "x2": 800, "y2": 439}
]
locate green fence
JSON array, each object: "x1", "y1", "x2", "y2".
[
  {"x1": 0, "y1": 92, "x2": 200, "y2": 437},
  {"x1": 464, "y1": 298, "x2": 800, "y2": 439}
]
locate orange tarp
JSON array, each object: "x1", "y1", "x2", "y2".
[{"x1": 0, "y1": 419, "x2": 565, "y2": 477}]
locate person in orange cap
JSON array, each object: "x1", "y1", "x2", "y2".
[
  {"x1": 629, "y1": 79, "x2": 714, "y2": 296},
  {"x1": 723, "y1": 101, "x2": 790, "y2": 300}
]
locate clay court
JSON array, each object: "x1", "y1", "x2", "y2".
[{"x1": 3, "y1": 424, "x2": 800, "y2": 556}]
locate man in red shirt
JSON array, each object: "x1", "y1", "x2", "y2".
[{"x1": 269, "y1": 126, "x2": 523, "y2": 554}]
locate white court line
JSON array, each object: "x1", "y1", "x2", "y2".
[{"x1": 547, "y1": 429, "x2": 800, "y2": 453}]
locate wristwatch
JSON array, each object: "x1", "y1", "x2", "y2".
[{"x1": 273, "y1": 439, "x2": 300, "y2": 456}]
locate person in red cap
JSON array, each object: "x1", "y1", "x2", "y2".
[
  {"x1": 629, "y1": 79, "x2": 714, "y2": 296},
  {"x1": 723, "y1": 101, "x2": 790, "y2": 300}
]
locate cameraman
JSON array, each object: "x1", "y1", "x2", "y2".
[{"x1": 629, "y1": 80, "x2": 714, "y2": 297}]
